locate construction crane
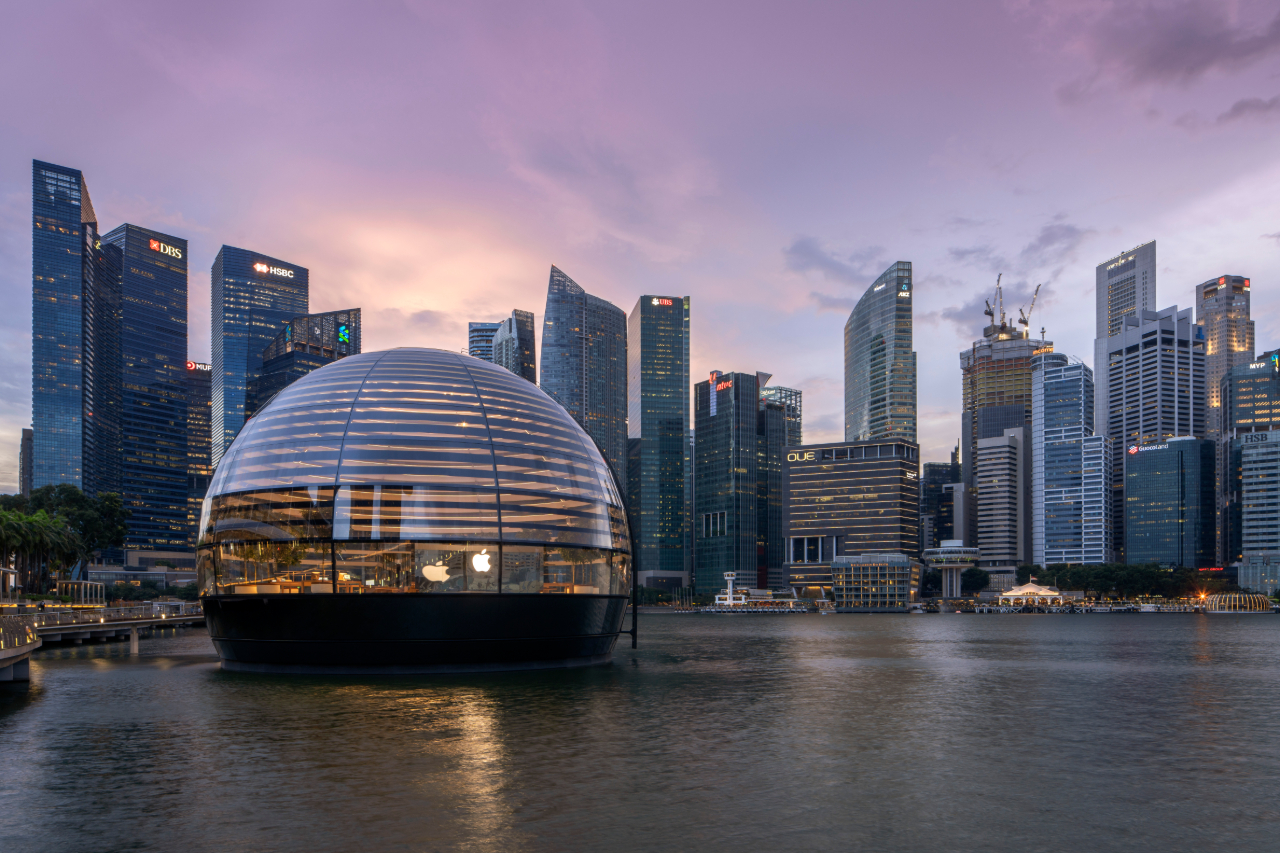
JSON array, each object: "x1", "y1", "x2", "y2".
[
  {"x1": 984, "y1": 274, "x2": 1003, "y2": 326},
  {"x1": 1017, "y1": 283, "x2": 1043, "y2": 334}
]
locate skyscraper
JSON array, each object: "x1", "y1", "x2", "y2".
[
  {"x1": 1104, "y1": 307, "x2": 1206, "y2": 562},
  {"x1": 540, "y1": 265, "x2": 627, "y2": 483},
  {"x1": 1125, "y1": 438, "x2": 1215, "y2": 568},
  {"x1": 468, "y1": 321, "x2": 502, "y2": 362},
  {"x1": 919, "y1": 444, "x2": 960, "y2": 553},
  {"x1": 19, "y1": 428, "x2": 33, "y2": 497},
  {"x1": 975, "y1": 427, "x2": 1030, "y2": 581},
  {"x1": 1196, "y1": 274, "x2": 1254, "y2": 562},
  {"x1": 1094, "y1": 242, "x2": 1156, "y2": 436},
  {"x1": 31, "y1": 160, "x2": 122, "y2": 497},
  {"x1": 1032, "y1": 353, "x2": 1111, "y2": 567},
  {"x1": 760, "y1": 386, "x2": 802, "y2": 446},
  {"x1": 627, "y1": 295, "x2": 690, "y2": 590},
  {"x1": 185, "y1": 361, "x2": 212, "y2": 550},
  {"x1": 1221, "y1": 349, "x2": 1280, "y2": 565},
  {"x1": 491, "y1": 309, "x2": 537, "y2": 382},
  {"x1": 102, "y1": 224, "x2": 189, "y2": 554},
  {"x1": 844, "y1": 261, "x2": 916, "y2": 442},
  {"x1": 211, "y1": 246, "x2": 308, "y2": 464},
  {"x1": 245, "y1": 309, "x2": 362, "y2": 418}
]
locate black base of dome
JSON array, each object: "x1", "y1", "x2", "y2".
[{"x1": 201, "y1": 593, "x2": 630, "y2": 674}]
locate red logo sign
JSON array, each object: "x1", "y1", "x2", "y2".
[
  {"x1": 149, "y1": 239, "x2": 160, "y2": 251},
  {"x1": 716, "y1": 380, "x2": 733, "y2": 391},
  {"x1": 1128, "y1": 446, "x2": 1138, "y2": 455},
  {"x1": 186, "y1": 360, "x2": 196, "y2": 370}
]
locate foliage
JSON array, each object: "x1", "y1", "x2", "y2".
[
  {"x1": 27, "y1": 484, "x2": 130, "y2": 555},
  {"x1": 108, "y1": 579, "x2": 165, "y2": 602},
  {"x1": 176, "y1": 582, "x2": 201, "y2": 601},
  {"x1": 1014, "y1": 563, "x2": 1234, "y2": 599},
  {"x1": 0, "y1": 506, "x2": 84, "y2": 594},
  {"x1": 920, "y1": 569, "x2": 942, "y2": 595},
  {"x1": 961, "y1": 567, "x2": 990, "y2": 594}
]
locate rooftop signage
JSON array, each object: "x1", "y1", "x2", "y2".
[
  {"x1": 1243, "y1": 432, "x2": 1272, "y2": 445},
  {"x1": 186, "y1": 360, "x2": 211, "y2": 371},
  {"x1": 149, "y1": 239, "x2": 182, "y2": 259},
  {"x1": 253, "y1": 262, "x2": 295, "y2": 278},
  {"x1": 650, "y1": 297, "x2": 673, "y2": 306},
  {"x1": 786, "y1": 451, "x2": 816, "y2": 462},
  {"x1": 1128, "y1": 443, "x2": 1169, "y2": 454},
  {"x1": 716, "y1": 380, "x2": 733, "y2": 391}
]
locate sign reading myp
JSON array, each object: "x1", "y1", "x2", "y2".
[{"x1": 149, "y1": 239, "x2": 182, "y2": 259}]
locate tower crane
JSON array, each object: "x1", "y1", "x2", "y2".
[{"x1": 1017, "y1": 283, "x2": 1043, "y2": 336}]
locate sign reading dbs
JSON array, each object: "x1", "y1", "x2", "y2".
[{"x1": 149, "y1": 239, "x2": 182, "y2": 259}]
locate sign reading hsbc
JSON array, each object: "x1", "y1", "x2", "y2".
[
  {"x1": 254, "y1": 262, "x2": 295, "y2": 278},
  {"x1": 1243, "y1": 432, "x2": 1272, "y2": 445},
  {"x1": 149, "y1": 239, "x2": 182, "y2": 259}
]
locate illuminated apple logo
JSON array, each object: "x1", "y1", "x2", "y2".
[
  {"x1": 421, "y1": 562, "x2": 450, "y2": 582},
  {"x1": 472, "y1": 549, "x2": 492, "y2": 572}
]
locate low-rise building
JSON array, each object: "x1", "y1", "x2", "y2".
[{"x1": 831, "y1": 553, "x2": 920, "y2": 611}]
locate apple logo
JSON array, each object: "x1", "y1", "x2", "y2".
[
  {"x1": 422, "y1": 561, "x2": 450, "y2": 582},
  {"x1": 472, "y1": 549, "x2": 492, "y2": 572}
]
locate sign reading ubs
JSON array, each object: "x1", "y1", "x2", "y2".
[
  {"x1": 149, "y1": 239, "x2": 182, "y2": 259},
  {"x1": 253, "y1": 262, "x2": 295, "y2": 278},
  {"x1": 650, "y1": 297, "x2": 673, "y2": 306}
]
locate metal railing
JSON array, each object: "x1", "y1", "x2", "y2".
[
  {"x1": 0, "y1": 615, "x2": 39, "y2": 650},
  {"x1": 27, "y1": 603, "x2": 205, "y2": 630}
]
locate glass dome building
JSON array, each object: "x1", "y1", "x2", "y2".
[
  {"x1": 197, "y1": 348, "x2": 633, "y2": 673},
  {"x1": 1203, "y1": 593, "x2": 1273, "y2": 613}
]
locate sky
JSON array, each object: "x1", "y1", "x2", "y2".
[{"x1": 1, "y1": 0, "x2": 1279, "y2": 492}]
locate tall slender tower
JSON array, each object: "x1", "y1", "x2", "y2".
[
  {"x1": 844, "y1": 261, "x2": 916, "y2": 442},
  {"x1": 491, "y1": 309, "x2": 537, "y2": 382},
  {"x1": 1094, "y1": 242, "x2": 1156, "y2": 436},
  {"x1": 539, "y1": 266, "x2": 628, "y2": 484},
  {"x1": 211, "y1": 246, "x2": 308, "y2": 464}
]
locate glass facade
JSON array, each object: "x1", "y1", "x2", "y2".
[
  {"x1": 211, "y1": 246, "x2": 309, "y2": 465},
  {"x1": 919, "y1": 450, "x2": 960, "y2": 552},
  {"x1": 186, "y1": 363, "x2": 213, "y2": 550},
  {"x1": 1124, "y1": 438, "x2": 1214, "y2": 568},
  {"x1": 246, "y1": 309, "x2": 362, "y2": 418},
  {"x1": 539, "y1": 265, "x2": 628, "y2": 485},
  {"x1": 844, "y1": 262, "x2": 916, "y2": 442},
  {"x1": 784, "y1": 438, "x2": 919, "y2": 595},
  {"x1": 103, "y1": 225, "x2": 189, "y2": 553},
  {"x1": 760, "y1": 386, "x2": 802, "y2": 447},
  {"x1": 831, "y1": 554, "x2": 920, "y2": 610},
  {"x1": 198, "y1": 348, "x2": 631, "y2": 596},
  {"x1": 1220, "y1": 350, "x2": 1279, "y2": 563},
  {"x1": 491, "y1": 309, "x2": 537, "y2": 382},
  {"x1": 468, "y1": 321, "x2": 501, "y2": 362},
  {"x1": 626, "y1": 295, "x2": 690, "y2": 588}
]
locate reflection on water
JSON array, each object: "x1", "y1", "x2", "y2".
[{"x1": 3, "y1": 615, "x2": 1280, "y2": 852}]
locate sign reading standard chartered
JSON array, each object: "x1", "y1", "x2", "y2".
[{"x1": 253, "y1": 262, "x2": 295, "y2": 278}]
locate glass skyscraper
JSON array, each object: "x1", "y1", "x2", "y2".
[
  {"x1": 491, "y1": 309, "x2": 537, "y2": 382},
  {"x1": 1094, "y1": 241, "x2": 1156, "y2": 436},
  {"x1": 1032, "y1": 353, "x2": 1111, "y2": 567},
  {"x1": 760, "y1": 386, "x2": 802, "y2": 446},
  {"x1": 468, "y1": 322, "x2": 502, "y2": 362},
  {"x1": 211, "y1": 246, "x2": 308, "y2": 464},
  {"x1": 1124, "y1": 438, "x2": 1215, "y2": 568},
  {"x1": 246, "y1": 309, "x2": 362, "y2": 418},
  {"x1": 540, "y1": 265, "x2": 628, "y2": 484},
  {"x1": 1221, "y1": 349, "x2": 1280, "y2": 563},
  {"x1": 186, "y1": 361, "x2": 213, "y2": 550},
  {"x1": 844, "y1": 261, "x2": 916, "y2": 442},
  {"x1": 626, "y1": 295, "x2": 690, "y2": 589}
]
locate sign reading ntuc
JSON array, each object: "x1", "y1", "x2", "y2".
[{"x1": 716, "y1": 380, "x2": 733, "y2": 391}]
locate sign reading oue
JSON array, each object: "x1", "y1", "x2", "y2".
[
  {"x1": 786, "y1": 451, "x2": 816, "y2": 462},
  {"x1": 149, "y1": 239, "x2": 182, "y2": 259},
  {"x1": 253, "y1": 262, "x2": 295, "y2": 278}
]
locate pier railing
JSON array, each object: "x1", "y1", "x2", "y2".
[
  {"x1": 0, "y1": 615, "x2": 39, "y2": 650},
  {"x1": 28, "y1": 604, "x2": 204, "y2": 630}
]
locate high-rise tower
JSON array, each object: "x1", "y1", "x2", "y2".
[
  {"x1": 844, "y1": 261, "x2": 916, "y2": 442},
  {"x1": 627, "y1": 295, "x2": 690, "y2": 590},
  {"x1": 468, "y1": 321, "x2": 501, "y2": 362},
  {"x1": 491, "y1": 309, "x2": 537, "y2": 382},
  {"x1": 539, "y1": 265, "x2": 627, "y2": 484},
  {"x1": 1094, "y1": 242, "x2": 1156, "y2": 436},
  {"x1": 211, "y1": 246, "x2": 308, "y2": 464},
  {"x1": 761, "y1": 386, "x2": 802, "y2": 447}
]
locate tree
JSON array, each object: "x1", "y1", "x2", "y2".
[
  {"x1": 1016, "y1": 565, "x2": 1039, "y2": 585},
  {"x1": 26, "y1": 484, "x2": 129, "y2": 560},
  {"x1": 961, "y1": 567, "x2": 990, "y2": 594},
  {"x1": 920, "y1": 569, "x2": 942, "y2": 596}
]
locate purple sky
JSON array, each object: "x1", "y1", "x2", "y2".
[{"x1": 2, "y1": 1, "x2": 1279, "y2": 491}]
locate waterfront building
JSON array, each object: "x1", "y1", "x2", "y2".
[
  {"x1": 1240, "y1": 432, "x2": 1280, "y2": 555},
  {"x1": 1032, "y1": 353, "x2": 1111, "y2": 567},
  {"x1": 626, "y1": 295, "x2": 690, "y2": 590},
  {"x1": 211, "y1": 246, "x2": 308, "y2": 464},
  {"x1": 186, "y1": 361, "x2": 213, "y2": 551},
  {"x1": 102, "y1": 224, "x2": 189, "y2": 554},
  {"x1": 491, "y1": 309, "x2": 537, "y2": 382},
  {"x1": 1238, "y1": 553, "x2": 1280, "y2": 595},
  {"x1": 19, "y1": 428, "x2": 33, "y2": 497},
  {"x1": 783, "y1": 437, "x2": 919, "y2": 597},
  {"x1": 831, "y1": 553, "x2": 920, "y2": 611},
  {"x1": 1222, "y1": 350, "x2": 1280, "y2": 563},
  {"x1": 694, "y1": 371, "x2": 786, "y2": 592},
  {"x1": 1094, "y1": 241, "x2": 1156, "y2": 436},
  {"x1": 919, "y1": 443, "x2": 960, "y2": 552},
  {"x1": 197, "y1": 348, "x2": 633, "y2": 673},
  {"x1": 1104, "y1": 307, "x2": 1206, "y2": 561},
  {"x1": 1124, "y1": 437, "x2": 1215, "y2": 568},
  {"x1": 921, "y1": 540, "x2": 979, "y2": 599},
  {"x1": 245, "y1": 309, "x2": 362, "y2": 418},
  {"x1": 844, "y1": 261, "x2": 916, "y2": 442},
  {"x1": 760, "y1": 386, "x2": 803, "y2": 447},
  {"x1": 468, "y1": 321, "x2": 502, "y2": 362},
  {"x1": 30, "y1": 160, "x2": 123, "y2": 497},
  {"x1": 975, "y1": 427, "x2": 1029, "y2": 588},
  {"x1": 539, "y1": 265, "x2": 627, "y2": 484}
]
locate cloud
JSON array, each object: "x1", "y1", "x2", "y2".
[
  {"x1": 1264, "y1": 232, "x2": 1280, "y2": 246},
  {"x1": 947, "y1": 244, "x2": 1007, "y2": 272},
  {"x1": 810, "y1": 291, "x2": 858, "y2": 314},
  {"x1": 784, "y1": 238, "x2": 887, "y2": 284},
  {"x1": 1018, "y1": 217, "x2": 1092, "y2": 268},
  {"x1": 1217, "y1": 94, "x2": 1280, "y2": 124}
]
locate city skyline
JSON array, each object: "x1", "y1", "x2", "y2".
[{"x1": 3, "y1": 4, "x2": 1280, "y2": 491}]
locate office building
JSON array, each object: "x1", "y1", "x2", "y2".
[
  {"x1": 1104, "y1": 307, "x2": 1206, "y2": 561},
  {"x1": 540, "y1": 265, "x2": 627, "y2": 483},
  {"x1": 844, "y1": 261, "x2": 916, "y2": 442},
  {"x1": 1222, "y1": 350, "x2": 1280, "y2": 563},
  {"x1": 468, "y1": 321, "x2": 502, "y2": 362},
  {"x1": 694, "y1": 371, "x2": 787, "y2": 592},
  {"x1": 211, "y1": 246, "x2": 308, "y2": 464},
  {"x1": 1124, "y1": 438, "x2": 1214, "y2": 568},
  {"x1": 491, "y1": 309, "x2": 537, "y2": 382},
  {"x1": 760, "y1": 386, "x2": 802, "y2": 447},
  {"x1": 30, "y1": 160, "x2": 123, "y2": 498},
  {"x1": 19, "y1": 429, "x2": 33, "y2": 497},
  {"x1": 186, "y1": 362, "x2": 212, "y2": 550},
  {"x1": 1196, "y1": 275, "x2": 1254, "y2": 561},
  {"x1": 1032, "y1": 353, "x2": 1111, "y2": 567},
  {"x1": 919, "y1": 444, "x2": 960, "y2": 553},
  {"x1": 784, "y1": 437, "x2": 920, "y2": 597},
  {"x1": 245, "y1": 309, "x2": 362, "y2": 418},
  {"x1": 626, "y1": 295, "x2": 690, "y2": 590},
  {"x1": 1094, "y1": 241, "x2": 1157, "y2": 436},
  {"x1": 831, "y1": 553, "x2": 920, "y2": 611},
  {"x1": 1238, "y1": 553, "x2": 1280, "y2": 595},
  {"x1": 102, "y1": 224, "x2": 189, "y2": 554},
  {"x1": 975, "y1": 427, "x2": 1029, "y2": 586},
  {"x1": 1240, "y1": 432, "x2": 1280, "y2": 555}
]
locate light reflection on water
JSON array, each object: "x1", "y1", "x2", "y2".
[{"x1": 2, "y1": 615, "x2": 1280, "y2": 852}]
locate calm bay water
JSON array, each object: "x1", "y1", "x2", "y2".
[{"x1": 2, "y1": 613, "x2": 1279, "y2": 852}]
